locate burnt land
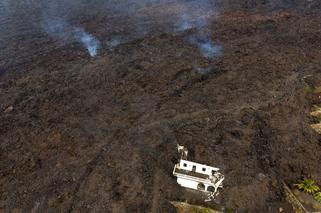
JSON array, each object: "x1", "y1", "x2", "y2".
[{"x1": 1, "y1": 0, "x2": 321, "y2": 212}]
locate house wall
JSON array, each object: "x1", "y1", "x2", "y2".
[
  {"x1": 177, "y1": 176, "x2": 214, "y2": 192},
  {"x1": 179, "y1": 160, "x2": 219, "y2": 176},
  {"x1": 177, "y1": 177, "x2": 199, "y2": 190}
]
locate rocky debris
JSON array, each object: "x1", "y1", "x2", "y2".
[
  {"x1": 310, "y1": 123, "x2": 321, "y2": 134},
  {"x1": 293, "y1": 189, "x2": 321, "y2": 212},
  {"x1": 170, "y1": 201, "x2": 221, "y2": 213},
  {"x1": 3, "y1": 106, "x2": 13, "y2": 113}
]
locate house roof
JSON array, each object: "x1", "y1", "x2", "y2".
[
  {"x1": 180, "y1": 159, "x2": 220, "y2": 172},
  {"x1": 173, "y1": 167, "x2": 210, "y2": 180}
]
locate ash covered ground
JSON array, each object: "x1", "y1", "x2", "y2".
[{"x1": 1, "y1": 0, "x2": 321, "y2": 212}]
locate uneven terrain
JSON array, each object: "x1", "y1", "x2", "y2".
[{"x1": 1, "y1": 0, "x2": 321, "y2": 212}]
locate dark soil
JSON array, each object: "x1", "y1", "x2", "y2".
[{"x1": 1, "y1": 0, "x2": 321, "y2": 212}]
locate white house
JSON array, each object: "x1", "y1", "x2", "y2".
[{"x1": 173, "y1": 145, "x2": 224, "y2": 198}]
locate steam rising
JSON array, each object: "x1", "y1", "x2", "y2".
[
  {"x1": 107, "y1": 36, "x2": 122, "y2": 50},
  {"x1": 73, "y1": 28, "x2": 100, "y2": 57},
  {"x1": 199, "y1": 40, "x2": 221, "y2": 58},
  {"x1": 177, "y1": 13, "x2": 193, "y2": 32},
  {"x1": 174, "y1": 0, "x2": 221, "y2": 59},
  {"x1": 188, "y1": 35, "x2": 222, "y2": 59},
  {"x1": 1, "y1": 0, "x2": 221, "y2": 58},
  {"x1": 43, "y1": 19, "x2": 100, "y2": 57}
]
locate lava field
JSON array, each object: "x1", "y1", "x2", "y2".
[{"x1": 1, "y1": 0, "x2": 321, "y2": 212}]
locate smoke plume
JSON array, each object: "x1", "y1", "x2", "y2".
[{"x1": 1, "y1": 0, "x2": 221, "y2": 59}]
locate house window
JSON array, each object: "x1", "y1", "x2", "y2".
[
  {"x1": 183, "y1": 163, "x2": 187, "y2": 167},
  {"x1": 207, "y1": 186, "x2": 215, "y2": 192},
  {"x1": 197, "y1": 183, "x2": 205, "y2": 190},
  {"x1": 202, "y1": 168, "x2": 206, "y2": 172}
]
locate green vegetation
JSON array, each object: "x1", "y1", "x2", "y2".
[
  {"x1": 316, "y1": 114, "x2": 321, "y2": 122},
  {"x1": 314, "y1": 192, "x2": 321, "y2": 203},
  {"x1": 295, "y1": 178, "x2": 321, "y2": 204},
  {"x1": 295, "y1": 179, "x2": 320, "y2": 194},
  {"x1": 191, "y1": 207, "x2": 211, "y2": 213},
  {"x1": 202, "y1": 208, "x2": 211, "y2": 213},
  {"x1": 313, "y1": 86, "x2": 321, "y2": 94},
  {"x1": 304, "y1": 86, "x2": 321, "y2": 95}
]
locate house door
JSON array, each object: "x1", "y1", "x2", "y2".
[{"x1": 192, "y1": 165, "x2": 196, "y2": 172}]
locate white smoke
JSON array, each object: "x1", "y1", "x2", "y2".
[
  {"x1": 188, "y1": 35, "x2": 222, "y2": 59},
  {"x1": 176, "y1": 13, "x2": 193, "y2": 32},
  {"x1": 73, "y1": 28, "x2": 100, "y2": 57},
  {"x1": 174, "y1": 0, "x2": 221, "y2": 59},
  {"x1": 2, "y1": 0, "x2": 220, "y2": 58},
  {"x1": 42, "y1": 19, "x2": 100, "y2": 57},
  {"x1": 107, "y1": 36, "x2": 122, "y2": 50}
]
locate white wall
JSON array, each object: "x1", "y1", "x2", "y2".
[
  {"x1": 179, "y1": 160, "x2": 219, "y2": 176},
  {"x1": 177, "y1": 177, "x2": 199, "y2": 190},
  {"x1": 177, "y1": 177, "x2": 214, "y2": 192}
]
